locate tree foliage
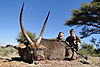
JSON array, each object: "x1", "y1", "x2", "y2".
[
  {"x1": 65, "y1": 0, "x2": 100, "y2": 39},
  {"x1": 82, "y1": 42, "x2": 94, "y2": 49},
  {"x1": 90, "y1": 37, "x2": 100, "y2": 49},
  {"x1": 16, "y1": 31, "x2": 36, "y2": 43},
  {"x1": 80, "y1": 42, "x2": 100, "y2": 57}
]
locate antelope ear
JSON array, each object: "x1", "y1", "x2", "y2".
[
  {"x1": 20, "y1": 3, "x2": 35, "y2": 48},
  {"x1": 36, "y1": 11, "x2": 50, "y2": 44}
]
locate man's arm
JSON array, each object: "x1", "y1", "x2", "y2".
[
  {"x1": 65, "y1": 36, "x2": 69, "y2": 42},
  {"x1": 76, "y1": 36, "x2": 81, "y2": 43},
  {"x1": 65, "y1": 37, "x2": 72, "y2": 47}
]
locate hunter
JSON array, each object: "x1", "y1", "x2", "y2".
[
  {"x1": 56, "y1": 32, "x2": 68, "y2": 48},
  {"x1": 56, "y1": 32, "x2": 65, "y2": 42},
  {"x1": 65, "y1": 29, "x2": 81, "y2": 55}
]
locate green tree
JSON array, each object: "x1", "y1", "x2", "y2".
[
  {"x1": 82, "y1": 42, "x2": 94, "y2": 50},
  {"x1": 65, "y1": 0, "x2": 100, "y2": 47},
  {"x1": 65, "y1": 1, "x2": 100, "y2": 38},
  {"x1": 80, "y1": 42, "x2": 100, "y2": 57},
  {"x1": 16, "y1": 30, "x2": 36, "y2": 43}
]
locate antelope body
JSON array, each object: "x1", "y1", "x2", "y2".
[
  {"x1": 16, "y1": 3, "x2": 71, "y2": 62},
  {"x1": 18, "y1": 39, "x2": 66, "y2": 61}
]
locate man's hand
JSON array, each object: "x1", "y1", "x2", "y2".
[{"x1": 74, "y1": 40, "x2": 76, "y2": 45}]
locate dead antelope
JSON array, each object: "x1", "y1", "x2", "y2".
[{"x1": 15, "y1": 3, "x2": 73, "y2": 62}]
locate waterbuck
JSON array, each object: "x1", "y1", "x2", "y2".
[{"x1": 15, "y1": 3, "x2": 73, "y2": 62}]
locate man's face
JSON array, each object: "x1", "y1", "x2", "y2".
[
  {"x1": 59, "y1": 33, "x2": 63, "y2": 38},
  {"x1": 70, "y1": 31, "x2": 75, "y2": 36}
]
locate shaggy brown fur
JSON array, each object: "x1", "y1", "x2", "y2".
[{"x1": 17, "y1": 38, "x2": 67, "y2": 61}]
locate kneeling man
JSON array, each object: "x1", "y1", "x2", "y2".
[{"x1": 65, "y1": 29, "x2": 81, "y2": 59}]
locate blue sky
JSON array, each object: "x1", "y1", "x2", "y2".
[{"x1": 0, "y1": 0, "x2": 99, "y2": 46}]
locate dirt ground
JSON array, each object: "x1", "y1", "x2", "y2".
[
  {"x1": 0, "y1": 56, "x2": 100, "y2": 67},
  {"x1": 0, "y1": 46, "x2": 100, "y2": 67}
]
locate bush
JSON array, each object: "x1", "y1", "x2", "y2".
[
  {"x1": 6, "y1": 44, "x2": 13, "y2": 48},
  {"x1": 16, "y1": 31, "x2": 36, "y2": 43},
  {"x1": 0, "y1": 46, "x2": 17, "y2": 57},
  {"x1": 79, "y1": 49, "x2": 100, "y2": 57}
]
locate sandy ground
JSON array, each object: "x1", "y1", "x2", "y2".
[
  {"x1": 0, "y1": 47, "x2": 100, "y2": 67},
  {"x1": 0, "y1": 56, "x2": 100, "y2": 67}
]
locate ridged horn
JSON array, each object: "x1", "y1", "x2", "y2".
[
  {"x1": 20, "y1": 3, "x2": 34, "y2": 48},
  {"x1": 36, "y1": 11, "x2": 50, "y2": 44}
]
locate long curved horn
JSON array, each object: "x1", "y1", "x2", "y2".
[
  {"x1": 20, "y1": 3, "x2": 34, "y2": 48},
  {"x1": 36, "y1": 11, "x2": 50, "y2": 44}
]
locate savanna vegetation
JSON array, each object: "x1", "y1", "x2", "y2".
[{"x1": 79, "y1": 43, "x2": 100, "y2": 57}]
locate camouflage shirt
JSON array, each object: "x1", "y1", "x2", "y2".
[
  {"x1": 65, "y1": 35, "x2": 81, "y2": 46},
  {"x1": 56, "y1": 37, "x2": 65, "y2": 42}
]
